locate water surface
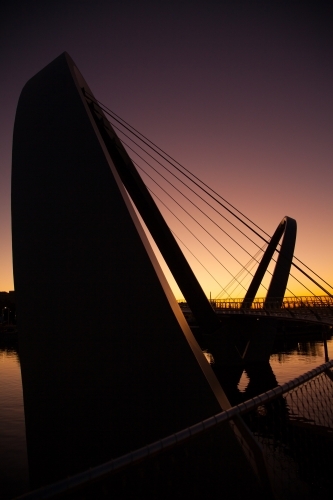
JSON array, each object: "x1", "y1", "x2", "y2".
[{"x1": 1, "y1": 333, "x2": 332, "y2": 499}]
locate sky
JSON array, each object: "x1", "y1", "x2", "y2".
[{"x1": 1, "y1": 0, "x2": 332, "y2": 299}]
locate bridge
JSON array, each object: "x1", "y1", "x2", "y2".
[
  {"x1": 11, "y1": 52, "x2": 333, "y2": 497},
  {"x1": 77, "y1": 83, "x2": 333, "y2": 335},
  {"x1": 180, "y1": 295, "x2": 333, "y2": 326}
]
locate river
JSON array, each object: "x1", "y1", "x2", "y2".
[{"x1": 1, "y1": 332, "x2": 332, "y2": 499}]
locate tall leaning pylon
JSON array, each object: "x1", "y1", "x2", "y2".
[{"x1": 12, "y1": 53, "x2": 268, "y2": 494}]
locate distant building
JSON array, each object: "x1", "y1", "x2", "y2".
[
  {"x1": 0, "y1": 291, "x2": 16, "y2": 324},
  {"x1": 0, "y1": 291, "x2": 15, "y2": 304}
]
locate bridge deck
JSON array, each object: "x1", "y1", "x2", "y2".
[{"x1": 179, "y1": 296, "x2": 333, "y2": 326}]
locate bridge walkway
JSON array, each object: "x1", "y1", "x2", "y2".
[{"x1": 179, "y1": 296, "x2": 333, "y2": 326}]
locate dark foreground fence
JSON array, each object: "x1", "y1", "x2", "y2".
[
  {"x1": 243, "y1": 362, "x2": 333, "y2": 499},
  {"x1": 17, "y1": 360, "x2": 333, "y2": 500}
]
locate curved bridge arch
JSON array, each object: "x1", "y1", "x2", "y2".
[{"x1": 241, "y1": 216, "x2": 297, "y2": 309}]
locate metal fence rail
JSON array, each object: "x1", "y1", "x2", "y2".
[
  {"x1": 16, "y1": 360, "x2": 333, "y2": 500},
  {"x1": 243, "y1": 363, "x2": 333, "y2": 499},
  {"x1": 179, "y1": 296, "x2": 333, "y2": 324},
  {"x1": 207, "y1": 295, "x2": 333, "y2": 310}
]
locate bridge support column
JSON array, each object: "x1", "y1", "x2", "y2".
[{"x1": 12, "y1": 52, "x2": 268, "y2": 495}]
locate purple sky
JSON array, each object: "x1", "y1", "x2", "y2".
[{"x1": 1, "y1": 1, "x2": 332, "y2": 298}]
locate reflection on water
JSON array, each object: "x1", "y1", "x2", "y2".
[
  {"x1": 0, "y1": 333, "x2": 332, "y2": 498},
  {"x1": 0, "y1": 346, "x2": 29, "y2": 499},
  {"x1": 269, "y1": 335, "x2": 333, "y2": 385},
  {"x1": 238, "y1": 335, "x2": 333, "y2": 391}
]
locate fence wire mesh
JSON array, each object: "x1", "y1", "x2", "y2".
[
  {"x1": 242, "y1": 367, "x2": 333, "y2": 499},
  {"x1": 17, "y1": 362, "x2": 333, "y2": 500}
]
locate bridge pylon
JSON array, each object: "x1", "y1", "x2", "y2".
[
  {"x1": 241, "y1": 216, "x2": 297, "y2": 309},
  {"x1": 12, "y1": 52, "x2": 265, "y2": 491}
]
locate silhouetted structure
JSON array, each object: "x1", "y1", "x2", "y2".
[
  {"x1": 12, "y1": 53, "x2": 267, "y2": 495},
  {"x1": 241, "y1": 217, "x2": 297, "y2": 309}
]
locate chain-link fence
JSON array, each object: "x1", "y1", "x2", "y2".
[
  {"x1": 16, "y1": 360, "x2": 333, "y2": 500},
  {"x1": 243, "y1": 365, "x2": 333, "y2": 499}
]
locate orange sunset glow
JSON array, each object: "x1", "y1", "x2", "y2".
[{"x1": 0, "y1": 2, "x2": 332, "y2": 302}]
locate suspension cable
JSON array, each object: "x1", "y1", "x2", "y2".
[
  {"x1": 113, "y1": 125, "x2": 314, "y2": 297},
  {"x1": 84, "y1": 91, "x2": 332, "y2": 296},
  {"x1": 138, "y1": 163, "x2": 266, "y2": 290},
  {"x1": 147, "y1": 187, "x2": 249, "y2": 292},
  {"x1": 216, "y1": 246, "x2": 267, "y2": 299},
  {"x1": 117, "y1": 135, "x2": 309, "y2": 297},
  {"x1": 126, "y1": 141, "x2": 263, "y2": 262},
  {"x1": 172, "y1": 232, "x2": 231, "y2": 298}
]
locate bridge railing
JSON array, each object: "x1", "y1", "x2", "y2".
[
  {"x1": 178, "y1": 296, "x2": 333, "y2": 310},
  {"x1": 16, "y1": 360, "x2": 333, "y2": 499}
]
